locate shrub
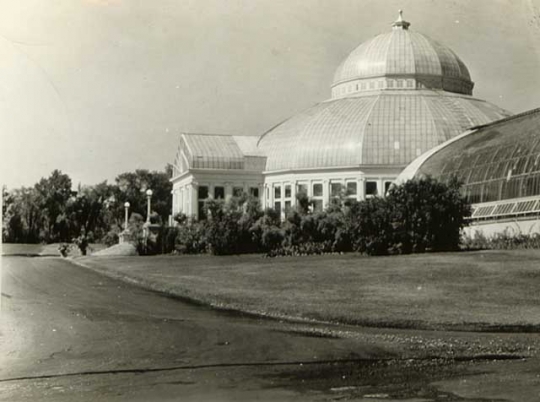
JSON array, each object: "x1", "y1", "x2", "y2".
[
  {"x1": 204, "y1": 199, "x2": 244, "y2": 255},
  {"x1": 387, "y1": 176, "x2": 470, "y2": 253},
  {"x1": 102, "y1": 228, "x2": 120, "y2": 247},
  {"x1": 58, "y1": 243, "x2": 72, "y2": 257},
  {"x1": 462, "y1": 230, "x2": 540, "y2": 250},
  {"x1": 72, "y1": 232, "x2": 89, "y2": 256},
  {"x1": 175, "y1": 220, "x2": 207, "y2": 254},
  {"x1": 351, "y1": 197, "x2": 394, "y2": 255}
]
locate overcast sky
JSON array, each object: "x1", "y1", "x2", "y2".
[{"x1": 1, "y1": 0, "x2": 539, "y2": 189}]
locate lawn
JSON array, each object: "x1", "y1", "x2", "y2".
[
  {"x1": 78, "y1": 249, "x2": 540, "y2": 331},
  {"x1": 2, "y1": 243, "x2": 107, "y2": 257}
]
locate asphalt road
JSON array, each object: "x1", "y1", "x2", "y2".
[
  {"x1": 2, "y1": 256, "x2": 540, "y2": 401},
  {"x1": 0, "y1": 256, "x2": 393, "y2": 402}
]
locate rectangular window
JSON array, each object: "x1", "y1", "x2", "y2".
[
  {"x1": 331, "y1": 183, "x2": 342, "y2": 197},
  {"x1": 285, "y1": 184, "x2": 291, "y2": 198},
  {"x1": 346, "y1": 182, "x2": 357, "y2": 196},
  {"x1": 365, "y1": 181, "x2": 378, "y2": 196},
  {"x1": 313, "y1": 183, "x2": 323, "y2": 197},
  {"x1": 397, "y1": 80, "x2": 403, "y2": 88},
  {"x1": 214, "y1": 186, "x2": 225, "y2": 199},
  {"x1": 285, "y1": 200, "x2": 292, "y2": 212},
  {"x1": 274, "y1": 185, "x2": 281, "y2": 199},
  {"x1": 249, "y1": 187, "x2": 259, "y2": 198},
  {"x1": 198, "y1": 186, "x2": 209, "y2": 199},
  {"x1": 297, "y1": 183, "x2": 308, "y2": 195},
  {"x1": 274, "y1": 201, "x2": 281, "y2": 214},
  {"x1": 384, "y1": 181, "x2": 393, "y2": 194},
  {"x1": 233, "y1": 187, "x2": 244, "y2": 197}
]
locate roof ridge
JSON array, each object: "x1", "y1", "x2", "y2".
[
  {"x1": 469, "y1": 107, "x2": 540, "y2": 130},
  {"x1": 182, "y1": 132, "x2": 237, "y2": 137}
]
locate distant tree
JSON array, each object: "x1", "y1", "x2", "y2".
[
  {"x1": 66, "y1": 181, "x2": 116, "y2": 241},
  {"x1": 34, "y1": 170, "x2": 73, "y2": 242},
  {"x1": 3, "y1": 187, "x2": 43, "y2": 243},
  {"x1": 114, "y1": 168, "x2": 172, "y2": 225}
]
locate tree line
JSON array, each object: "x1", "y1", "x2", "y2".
[{"x1": 2, "y1": 167, "x2": 172, "y2": 245}]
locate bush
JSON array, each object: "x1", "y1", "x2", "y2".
[
  {"x1": 58, "y1": 243, "x2": 72, "y2": 257},
  {"x1": 175, "y1": 220, "x2": 207, "y2": 254},
  {"x1": 387, "y1": 176, "x2": 470, "y2": 253},
  {"x1": 170, "y1": 177, "x2": 470, "y2": 258},
  {"x1": 102, "y1": 228, "x2": 120, "y2": 247},
  {"x1": 72, "y1": 232, "x2": 89, "y2": 256},
  {"x1": 351, "y1": 197, "x2": 394, "y2": 255},
  {"x1": 462, "y1": 230, "x2": 540, "y2": 250}
]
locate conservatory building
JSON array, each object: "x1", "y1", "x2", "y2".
[
  {"x1": 170, "y1": 11, "x2": 511, "y2": 220},
  {"x1": 397, "y1": 108, "x2": 540, "y2": 237}
]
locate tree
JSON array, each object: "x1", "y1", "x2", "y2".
[
  {"x1": 114, "y1": 168, "x2": 172, "y2": 225},
  {"x1": 3, "y1": 186, "x2": 43, "y2": 243},
  {"x1": 34, "y1": 170, "x2": 73, "y2": 242},
  {"x1": 386, "y1": 176, "x2": 471, "y2": 253},
  {"x1": 66, "y1": 181, "x2": 116, "y2": 241}
]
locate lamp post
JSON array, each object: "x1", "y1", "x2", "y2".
[
  {"x1": 124, "y1": 202, "x2": 130, "y2": 230},
  {"x1": 146, "y1": 189, "x2": 153, "y2": 223}
]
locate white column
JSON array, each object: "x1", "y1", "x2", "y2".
[
  {"x1": 258, "y1": 183, "x2": 264, "y2": 207},
  {"x1": 322, "y1": 179, "x2": 329, "y2": 209},
  {"x1": 181, "y1": 187, "x2": 187, "y2": 213},
  {"x1": 358, "y1": 178, "x2": 365, "y2": 201},
  {"x1": 225, "y1": 182, "x2": 233, "y2": 202},
  {"x1": 291, "y1": 180, "x2": 297, "y2": 207},
  {"x1": 171, "y1": 191, "x2": 177, "y2": 215},
  {"x1": 190, "y1": 183, "x2": 198, "y2": 219},
  {"x1": 269, "y1": 183, "x2": 274, "y2": 208}
]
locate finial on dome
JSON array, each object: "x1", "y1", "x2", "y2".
[{"x1": 392, "y1": 10, "x2": 410, "y2": 30}]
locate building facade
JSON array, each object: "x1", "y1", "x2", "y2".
[{"x1": 171, "y1": 12, "x2": 511, "y2": 220}]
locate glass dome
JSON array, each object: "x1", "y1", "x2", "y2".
[
  {"x1": 257, "y1": 12, "x2": 512, "y2": 172},
  {"x1": 332, "y1": 11, "x2": 474, "y2": 96}
]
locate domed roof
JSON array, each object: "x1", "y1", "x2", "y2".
[
  {"x1": 257, "y1": 91, "x2": 512, "y2": 171},
  {"x1": 332, "y1": 11, "x2": 474, "y2": 96},
  {"x1": 257, "y1": 11, "x2": 512, "y2": 173}
]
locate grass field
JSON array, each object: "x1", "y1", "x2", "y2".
[
  {"x1": 77, "y1": 249, "x2": 540, "y2": 331},
  {"x1": 2, "y1": 243, "x2": 107, "y2": 257}
]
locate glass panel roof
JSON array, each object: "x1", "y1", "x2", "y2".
[
  {"x1": 258, "y1": 91, "x2": 511, "y2": 171},
  {"x1": 416, "y1": 108, "x2": 540, "y2": 204},
  {"x1": 332, "y1": 29, "x2": 473, "y2": 95}
]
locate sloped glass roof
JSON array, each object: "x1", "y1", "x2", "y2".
[
  {"x1": 175, "y1": 134, "x2": 265, "y2": 172},
  {"x1": 415, "y1": 108, "x2": 540, "y2": 204},
  {"x1": 257, "y1": 91, "x2": 511, "y2": 172}
]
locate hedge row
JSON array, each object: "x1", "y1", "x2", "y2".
[{"x1": 166, "y1": 177, "x2": 471, "y2": 257}]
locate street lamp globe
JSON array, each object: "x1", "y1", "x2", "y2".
[
  {"x1": 146, "y1": 189, "x2": 153, "y2": 197},
  {"x1": 123, "y1": 202, "x2": 130, "y2": 231}
]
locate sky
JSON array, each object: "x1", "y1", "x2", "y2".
[{"x1": 1, "y1": 0, "x2": 539, "y2": 189}]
